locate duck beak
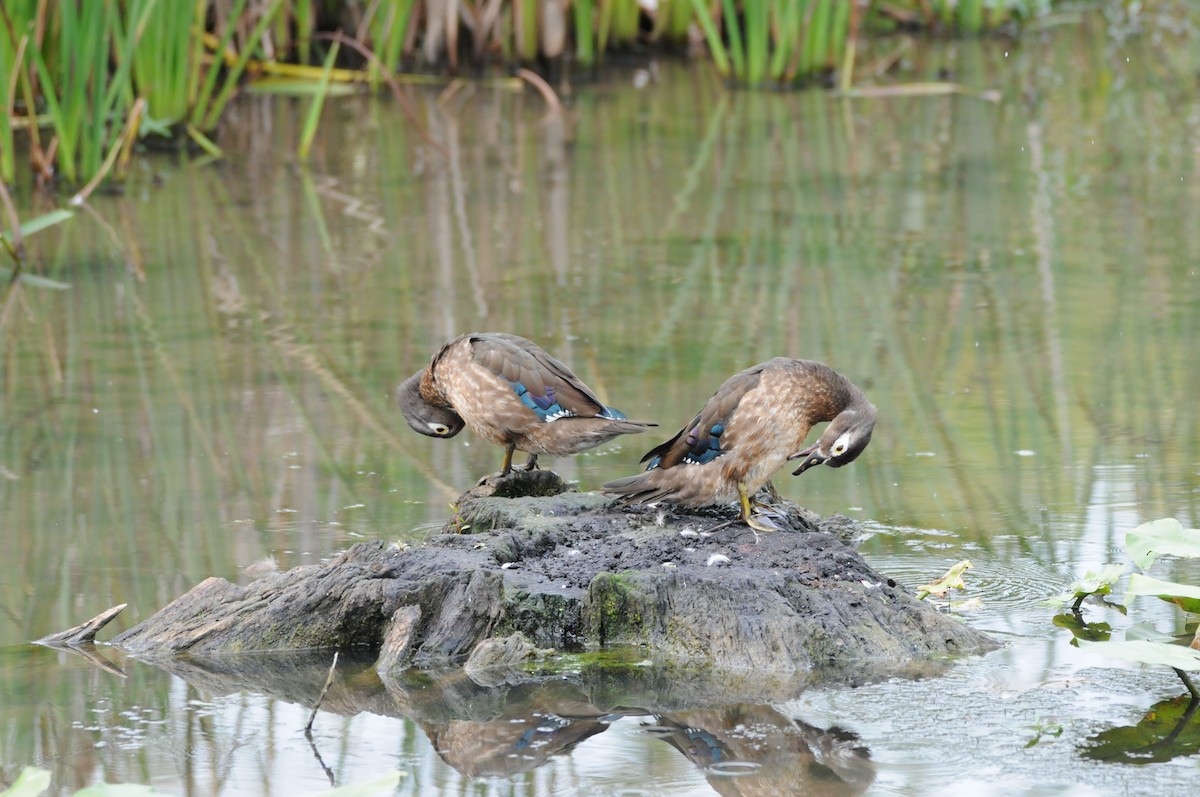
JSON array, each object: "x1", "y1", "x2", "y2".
[{"x1": 789, "y1": 443, "x2": 827, "y2": 476}]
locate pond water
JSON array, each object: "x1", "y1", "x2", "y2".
[{"x1": 3, "y1": 13, "x2": 1200, "y2": 796}]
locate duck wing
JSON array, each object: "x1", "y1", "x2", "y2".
[
  {"x1": 468, "y1": 333, "x2": 623, "y2": 422},
  {"x1": 639, "y1": 364, "x2": 765, "y2": 469}
]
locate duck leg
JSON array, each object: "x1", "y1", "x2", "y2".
[
  {"x1": 739, "y1": 483, "x2": 782, "y2": 533},
  {"x1": 499, "y1": 445, "x2": 516, "y2": 476},
  {"x1": 477, "y1": 446, "x2": 529, "y2": 487}
]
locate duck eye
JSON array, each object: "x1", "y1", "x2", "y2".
[
  {"x1": 831, "y1": 432, "x2": 851, "y2": 457},
  {"x1": 429, "y1": 423, "x2": 449, "y2": 435}
]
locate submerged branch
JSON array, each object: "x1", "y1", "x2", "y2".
[
  {"x1": 35, "y1": 604, "x2": 127, "y2": 646},
  {"x1": 306, "y1": 651, "x2": 340, "y2": 733}
]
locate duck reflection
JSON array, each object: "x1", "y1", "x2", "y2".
[
  {"x1": 386, "y1": 666, "x2": 874, "y2": 794},
  {"x1": 127, "y1": 650, "x2": 875, "y2": 794}
]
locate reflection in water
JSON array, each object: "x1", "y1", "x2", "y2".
[
  {"x1": 100, "y1": 649, "x2": 874, "y2": 796},
  {"x1": 1, "y1": 14, "x2": 1199, "y2": 797}
]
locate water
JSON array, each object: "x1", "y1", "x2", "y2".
[{"x1": 3, "y1": 15, "x2": 1200, "y2": 796}]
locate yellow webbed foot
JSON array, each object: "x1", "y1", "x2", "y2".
[
  {"x1": 744, "y1": 512, "x2": 783, "y2": 533},
  {"x1": 738, "y1": 483, "x2": 784, "y2": 536}
]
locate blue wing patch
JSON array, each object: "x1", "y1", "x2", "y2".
[
  {"x1": 509, "y1": 381, "x2": 576, "y2": 422},
  {"x1": 647, "y1": 421, "x2": 727, "y2": 469},
  {"x1": 683, "y1": 421, "x2": 726, "y2": 464}
]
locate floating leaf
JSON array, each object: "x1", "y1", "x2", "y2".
[
  {"x1": 1125, "y1": 574, "x2": 1200, "y2": 615},
  {"x1": 1077, "y1": 639, "x2": 1200, "y2": 672},
  {"x1": 1126, "y1": 518, "x2": 1200, "y2": 570},
  {"x1": 1047, "y1": 563, "x2": 1127, "y2": 607},
  {"x1": 1025, "y1": 721, "x2": 1064, "y2": 748},
  {"x1": 1125, "y1": 622, "x2": 1185, "y2": 644},
  {"x1": 1052, "y1": 613, "x2": 1111, "y2": 643},
  {"x1": 915, "y1": 559, "x2": 972, "y2": 599},
  {"x1": 1069, "y1": 563, "x2": 1127, "y2": 596},
  {"x1": 0, "y1": 767, "x2": 51, "y2": 797}
]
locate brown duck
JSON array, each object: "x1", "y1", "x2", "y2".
[
  {"x1": 603, "y1": 358, "x2": 876, "y2": 531},
  {"x1": 398, "y1": 332, "x2": 655, "y2": 476}
]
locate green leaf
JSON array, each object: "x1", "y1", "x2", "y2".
[
  {"x1": 1078, "y1": 639, "x2": 1200, "y2": 671},
  {"x1": 1126, "y1": 518, "x2": 1200, "y2": 570},
  {"x1": 1052, "y1": 613, "x2": 1111, "y2": 642},
  {"x1": 915, "y1": 559, "x2": 973, "y2": 599},
  {"x1": 0, "y1": 268, "x2": 72, "y2": 290},
  {"x1": 0, "y1": 767, "x2": 51, "y2": 797},
  {"x1": 138, "y1": 115, "x2": 175, "y2": 138},
  {"x1": 1125, "y1": 622, "x2": 1184, "y2": 644},
  {"x1": 310, "y1": 771, "x2": 405, "y2": 796},
  {"x1": 1, "y1": 209, "x2": 75, "y2": 250},
  {"x1": 1126, "y1": 574, "x2": 1200, "y2": 615},
  {"x1": 1071, "y1": 563, "x2": 1127, "y2": 594}
]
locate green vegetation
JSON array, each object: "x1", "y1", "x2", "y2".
[
  {"x1": 1054, "y1": 519, "x2": 1200, "y2": 759},
  {"x1": 0, "y1": 0, "x2": 1073, "y2": 190}
]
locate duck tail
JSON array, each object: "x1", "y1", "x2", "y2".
[
  {"x1": 602, "y1": 466, "x2": 705, "y2": 506},
  {"x1": 604, "y1": 418, "x2": 657, "y2": 435}
]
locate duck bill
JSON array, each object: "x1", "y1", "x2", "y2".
[{"x1": 788, "y1": 444, "x2": 826, "y2": 476}]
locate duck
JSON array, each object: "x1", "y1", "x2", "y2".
[
  {"x1": 398, "y1": 332, "x2": 656, "y2": 477},
  {"x1": 602, "y1": 358, "x2": 876, "y2": 532}
]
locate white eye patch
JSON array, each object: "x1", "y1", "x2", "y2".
[
  {"x1": 428, "y1": 422, "x2": 450, "y2": 435},
  {"x1": 831, "y1": 432, "x2": 851, "y2": 456}
]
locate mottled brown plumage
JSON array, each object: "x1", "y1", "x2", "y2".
[
  {"x1": 398, "y1": 332, "x2": 655, "y2": 476},
  {"x1": 603, "y1": 358, "x2": 876, "y2": 531}
]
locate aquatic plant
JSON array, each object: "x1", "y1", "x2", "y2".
[
  {"x1": 0, "y1": 0, "x2": 287, "y2": 185},
  {"x1": 0, "y1": 1, "x2": 1168, "y2": 191},
  {"x1": 1057, "y1": 519, "x2": 1200, "y2": 698},
  {"x1": 0, "y1": 178, "x2": 73, "y2": 303}
]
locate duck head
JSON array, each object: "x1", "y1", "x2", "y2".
[
  {"x1": 396, "y1": 372, "x2": 465, "y2": 439},
  {"x1": 789, "y1": 404, "x2": 876, "y2": 476}
]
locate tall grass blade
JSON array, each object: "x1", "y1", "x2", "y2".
[
  {"x1": 720, "y1": 0, "x2": 746, "y2": 80},
  {"x1": 960, "y1": 0, "x2": 984, "y2": 34},
  {"x1": 803, "y1": 0, "x2": 833, "y2": 78},
  {"x1": 298, "y1": 42, "x2": 340, "y2": 161},
  {"x1": 744, "y1": 0, "x2": 768, "y2": 85},
  {"x1": 768, "y1": 0, "x2": 800, "y2": 82},
  {"x1": 574, "y1": 0, "x2": 595, "y2": 66},
  {"x1": 688, "y1": 0, "x2": 731, "y2": 78}
]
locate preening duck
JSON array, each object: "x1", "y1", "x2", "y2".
[
  {"x1": 602, "y1": 358, "x2": 876, "y2": 532},
  {"x1": 398, "y1": 332, "x2": 655, "y2": 478}
]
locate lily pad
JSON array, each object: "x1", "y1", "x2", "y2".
[
  {"x1": 1126, "y1": 518, "x2": 1200, "y2": 570},
  {"x1": 1077, "y1": 639, "x2": 1200, "y2": 672},
  {"x1": 1125, "y1": 574, "x2": 1200, "y2": 615}
]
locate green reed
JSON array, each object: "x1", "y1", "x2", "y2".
[
  {"x1": 686, "y1": 0, "x2": 856, "y2": 86},
  {"x1": 0, "y1": 0, "x2": 287, "y2": 185},
  {"x1": 0, "y1": 0, "x2": 1078, "y2": 189}
]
